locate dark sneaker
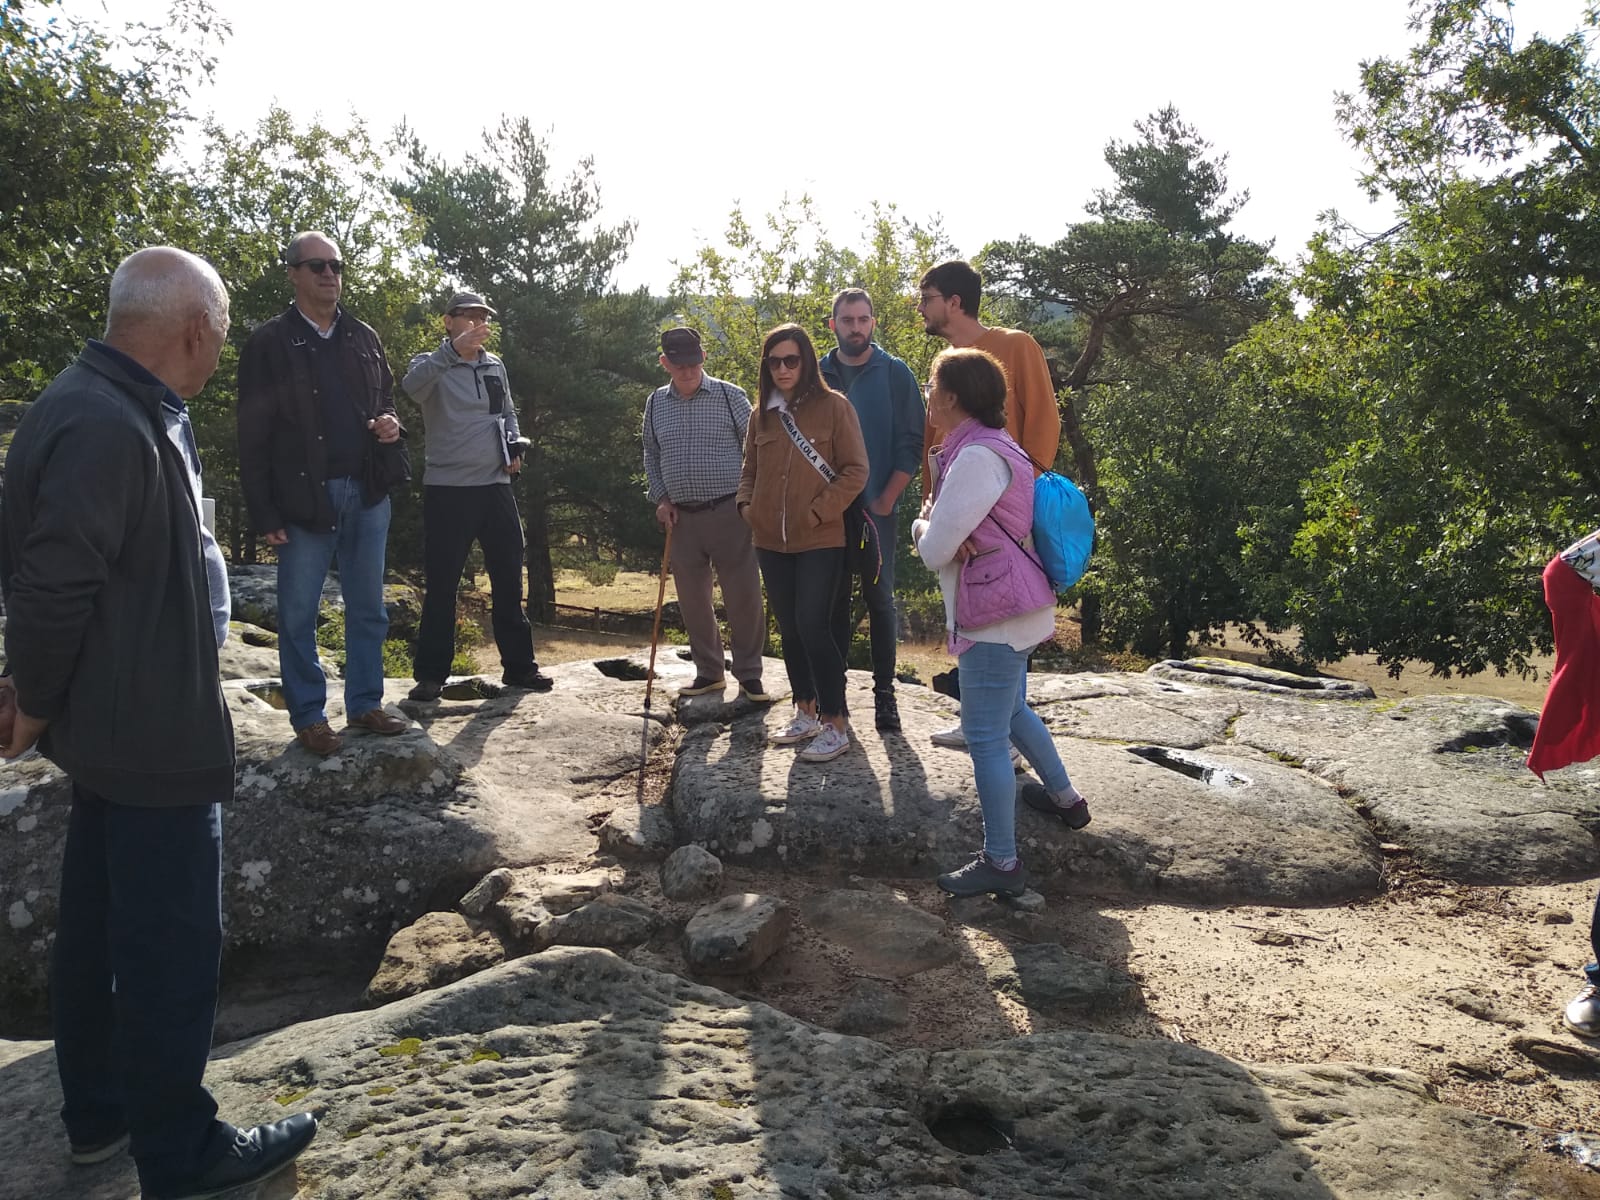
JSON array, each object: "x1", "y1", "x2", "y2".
[
  {"x1": 873, "y1": 689, "x2": 901, "y2": 732},
  {"x1": 70, "y1": 1127, "x2": 129, "y2": 1166},
  {"x1": 738, "y1": 678, "x2": 774, "y2": 704},
  {"x1": 294, "y1": 720, "x2": 342, "y2": 757},
  {"x1": 407, "y1": 679, "x2": 443, "y2": 702},
  {"x1": 938, "y1": 853, "x2": 1028, "y2": 898},
  {"x1": 503, "y1": 666, "x2": 554, "y2": 692},
  {"x1": 678, "y1": 675, "x2": 726, "y2": 697},
  {"x1": 1021, "y1": 782, "x2": 1092, "y2": 829},
  {"x1": 148, "y1": 1113, "x2": 318, "y2": 1200}
]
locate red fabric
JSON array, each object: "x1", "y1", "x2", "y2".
[{"x1": 1527, "y1": 555, "x2": 1600, "y2": 779}]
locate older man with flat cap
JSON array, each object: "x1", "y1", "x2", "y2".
[
  {"x1": 402, "y1": 291, "x2": 549, "y2": 699},
  {"x1": 642, "y1": 326, "x2": 768, "y2": 700},
  {"x1": 0, "y1": 247, "x2": 318, "y2": 1198}
]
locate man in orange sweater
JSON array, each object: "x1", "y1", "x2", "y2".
[
  {"x1": 916, "y1": 259, "x2": 1060, "y2": 490},
  {"x1": 916, "y1": 260, "x2": 1062, "y2": 751}
]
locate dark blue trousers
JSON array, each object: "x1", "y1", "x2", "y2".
[{"x1": 52, "y1": 784, "x2": 231, "y2": 1191}]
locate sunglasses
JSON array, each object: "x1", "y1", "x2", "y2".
[
  {"x1": 765, "y1": 354, "x2": 802, "y2": 371},
  {"x1": 292, "y1": 258, "x2": 344, "y2": 275}
]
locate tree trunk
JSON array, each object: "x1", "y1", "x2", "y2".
[{"x1": 523, "y1": 475, "x2": 556, "y2": 625}]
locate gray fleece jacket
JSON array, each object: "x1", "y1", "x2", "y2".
[{"x1": 402, "y1": 340, "x2": 521, "y2": 487}]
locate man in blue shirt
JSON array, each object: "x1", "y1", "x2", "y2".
[{"x1": 819, "y1": 288, "x2": 925, "y2": 732}]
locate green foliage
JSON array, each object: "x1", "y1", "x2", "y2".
[
  {"x1": 984, "y1": 107, "x2": 1281, "y2": 654},
  {"x1": 0, "y1": 0, "x2": 226, "y2": 398},
  {"x1": 1234, "y1": 0, "x2": 1600, "y2": 676}
]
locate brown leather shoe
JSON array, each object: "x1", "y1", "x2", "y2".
[
  {"x1": 295, "y1": 720, "x2": 343, "y2": 757},
  {"x1": 347, "y1": 708, "x2": 409, "y2": 736}
]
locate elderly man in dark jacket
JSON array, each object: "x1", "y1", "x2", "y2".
[{"x1": 0, "y1": 247, "x2": 317, "y2": 1199}]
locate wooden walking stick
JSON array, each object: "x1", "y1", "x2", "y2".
[{"x1": 638, "y1": 521, "x2": 675, "y2": 791}]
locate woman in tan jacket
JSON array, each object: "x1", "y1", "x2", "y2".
[{"x1": 737, "y1": 323, "x2": 867, "y2": 762}]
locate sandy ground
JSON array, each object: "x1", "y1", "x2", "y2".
[{"x1": 486, "y1": 576, "x2": 1600, "y2": 1143}]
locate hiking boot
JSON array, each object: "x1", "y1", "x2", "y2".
[
  {"x1": 738, "y1": 678, "x2": 774, "y2": 704},
  {"x1": 1566, "y1": 983, "x2": 1600, "y2": 1037},
  {"x1": 70, "y1": 1127, "x2": 129, "y2": 1166},
  {"x1": 937, "y1": 853, "x2": 1027, "y2": 899},
  {"x1": 874, "y1": 689, "x2": 901, "y2": 732},
  {"x1": 347, "y1": 708, "x2": 408, "y2": 735},
  {"x1": 771, "y1": 709, "x2": 822, "y2": 745},
  {"x1": 407, "y1": 679, "x2": 443, "y2": 702},
  {"x1": 799, "y1": 724, "x2": 850, "y2": 762},
  {"x1": 503, "y1": 666, "x2": 554, "y2": 692},
  {"x1": 1021, "y1": 782, "x2": 1092, "y2": 830},
  {"x1": 678, "y1": 675, "x2": 726, "y2": 697},
  {"x1": 294, "y1": 721, "x2": 342, "y2": 757}
]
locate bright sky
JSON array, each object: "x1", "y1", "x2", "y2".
[{"x1": 70, "y1": 0, "x2": 1594, "y2": 292}]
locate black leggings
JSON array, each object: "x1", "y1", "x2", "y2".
[{"x1": 758, "y1": 546, "x2": 846, "y2": 717}]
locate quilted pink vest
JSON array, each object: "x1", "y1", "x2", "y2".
[{"x1": 930, "y1": 418, "x2": 1055, "y2": 650}]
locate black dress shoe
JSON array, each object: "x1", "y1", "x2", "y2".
[{"x1": 150, "y1": 1113, "x2": 318, "y2": 1200}]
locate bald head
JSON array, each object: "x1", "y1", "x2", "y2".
[{"x1": 103, "y1": 247, "x2": 231, "y2": 399}]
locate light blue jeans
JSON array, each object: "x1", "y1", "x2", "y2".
[
  {"x1": 958, "y1": 640, "x2": 1073, "y2": 863},
  {"x1": 276, "y1": 477, "x2": 391, "y2": 729}
]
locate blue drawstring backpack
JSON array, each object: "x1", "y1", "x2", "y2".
[{"x1": 985, "y1": 452, "x2": 1096, "y2": 594}]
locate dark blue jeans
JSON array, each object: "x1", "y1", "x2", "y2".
[
  {"x1": 53, "y1": 784, "x2": 231, "y2": 1192},
  {"x1": 1587, "y1": 889, "x2": 1600, "y2": 986},
  {"x1": 830, "y1": 508, "x2": 899, "y2": 691},
  {"x1": 758, "y1": 546, "x2": 846, "y2": 717}
]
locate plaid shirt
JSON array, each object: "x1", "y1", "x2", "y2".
[{"x1": 642, "y1": 374, "x2": 751, "y2": 504}]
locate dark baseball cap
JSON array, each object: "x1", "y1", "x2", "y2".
[
  {"x1": 660, "y1": 327, "x2": 704, "y2": 365},
  {"x1": 446, "y1": 291, "x2": 496, "y2": 316}
]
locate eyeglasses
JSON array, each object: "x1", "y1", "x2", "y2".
[
  {"x1": 292, "y1": 259, "x2": 344, "y2": 275},
  {"x1": 765, "y1": 354, "x2": 802, "y2": 370},
  {"x1": 917, "y1": 291, "x2": 942, "y2": 308},
  {"x1": 922, "y1": 382, "x2": 935, "y2": 400}
]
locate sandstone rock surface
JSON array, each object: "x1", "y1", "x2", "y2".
[{"x1": 0, "y1": 950, "x2": 1583, "y2": 1200}]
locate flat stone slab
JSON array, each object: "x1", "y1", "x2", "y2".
[
  {"x1": 799, "y1": 888, "x2": 959, "y2": 977},
  {"x1": 667, "y1": 696, "x2": 1382, "y2": 905},
  {"x1": 0, "y1": 949, "x2": 1584, "y2": 1199},
  {"x1": 1232, "y1": 693, "x2": 1600, "y2": 883}
]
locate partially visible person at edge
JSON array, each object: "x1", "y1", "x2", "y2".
[
  {"x1": 916, "y1": 258, "x2": 1063, "y2": 754},
  {"x1": 911, "y1": 347, "x2": 1090, "y2": 899},
  {"x1": 402, "y1": 291, "x2": 552, "y2": 702},
  {"x1": 819, "y1": 287, "x2": 924, "y2": 735},
  {"x1": 0, "y1": 247, "x2": 319, "y2": 1198},
  {"x1": 642, "y1": 326, "x2": 769, "y2": 702},
  {"x1": 237, "y1": 231, "x2": 411, "y2": 757},
  {"x1": 736, "y1": 323, "x2": 868, "y2": 763},
  {"x1": 1526, "y1": 529, "x2": 1600, "y2": 1040}
]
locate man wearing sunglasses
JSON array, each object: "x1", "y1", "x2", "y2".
[
  {"x1": 237, "y1": 231, "x2": 411, "y2": 757},
  {"x1": 401, "y1": 293, "x2": 550, "y2": 701}
]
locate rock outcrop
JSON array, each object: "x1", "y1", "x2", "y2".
[{"x1": 1, "y1": 949, "x2": 1586, "y2": 1199}]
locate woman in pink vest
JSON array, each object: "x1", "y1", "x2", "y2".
[{"x1": 912, "y1": 348, "x2": 1091, "y2": 898}]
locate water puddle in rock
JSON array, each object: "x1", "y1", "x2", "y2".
[{"x1": 1126, "y1": 745, "x2": 1251, "y2": 789}]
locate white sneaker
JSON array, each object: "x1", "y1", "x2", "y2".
[
  {"x1": 799, "y1": 724, "x2": 850, "y2": 762},
  {"x1": 771, "y1": 710, "x2": 822, "y2": 745},
  {"x1": 1565, "y1": 983, "x2": 1600, "y2": 1037},
  {"x1": 930, "y1": 723, "x2": 1025, "y2": 767}
]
